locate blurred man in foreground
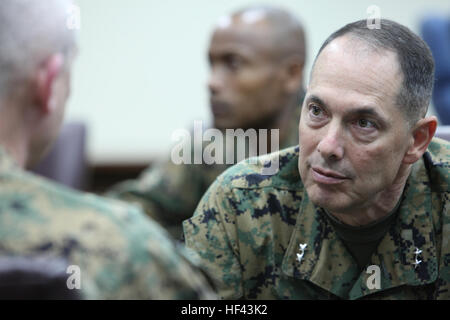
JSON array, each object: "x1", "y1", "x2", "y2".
[{"x1": 0, "y1": 0, "x2": 215, "y2": 299}]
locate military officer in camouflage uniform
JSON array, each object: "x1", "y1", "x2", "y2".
[
  {"x1": 184, "y1": 19, "x2": 450, "y2": 299},
  {"x1": 106, "y1": 5, "x2": 306, "y2": 239},
  {"x1": 0, "y1": 0, "x2": 215, "y2": 299}
]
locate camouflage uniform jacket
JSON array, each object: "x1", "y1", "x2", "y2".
[
  {"x1": 183, "y1": 138, "x2": 450, "y2": 299},
  {"x1": 0, "y1": 147, "x2": 216, "y2": 299},
  {"x1": 106, "y1": 104, "x2": 301, "y2": 239}
]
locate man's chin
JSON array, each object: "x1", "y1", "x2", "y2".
[
  {"x1": 213, "y1": 118, "x2": 237, "y2": 131},
  {"x1": 306, "y1": 185, "x2": 350, "y2": 212}
]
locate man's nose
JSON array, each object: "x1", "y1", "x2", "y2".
[
  {"x1": 317, "y1": 124, "x2": 344, "y2": 161},
  {"x1": 208, "y1": 68, "x2": 224, "y2": 96}
]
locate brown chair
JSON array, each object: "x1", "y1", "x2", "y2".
[{"x1": 31, "y1": 122, "x2": 88, "y2": 190}]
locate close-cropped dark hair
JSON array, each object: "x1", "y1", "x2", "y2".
[{"x1": 314, "y1": 19, "x2": 435, "y2": 125}]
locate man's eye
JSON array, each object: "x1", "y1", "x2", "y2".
[
  {"x1": 225, "y1": 55, "x2": 242, "y2": 70},
  {"x1": 357, "y1": 118, "x2": 376, "y2": 129},
  {"x1": 309, "y1": 104, "x2": 323, "y2": 117}
]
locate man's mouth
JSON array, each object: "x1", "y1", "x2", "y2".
[
  {"x1": 311, "y1": 166, "x2": 349, "y2": 185},
  {"x1": 210, "y1": 100, "x2": 230, "y2": 117}
]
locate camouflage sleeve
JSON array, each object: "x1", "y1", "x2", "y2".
[
  {"x1": 101, "y1": 202, "x2": 217, "y2": 299},
  {"x1": 183, "y1": 176, "x2": 243, "y2": 300},
  {"x1": 0, "y1": 164, "x2": 217, "y2": 299},
  {"x1": 105, "y1": 159, "x2": 206, "y2": 238}
]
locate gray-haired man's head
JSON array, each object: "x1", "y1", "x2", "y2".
[
  {"x1": 298, "y1": 19, "x2": 437, "y2": 220},
  {"x1": 312, "y1": 19, "x2": 434, "y2": 125}
]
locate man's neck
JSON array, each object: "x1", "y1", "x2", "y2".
[
  {"x1": 0, "y1": 103, "x2": 29, "y2": 169},
  {"x1": 329, "y1": 164, "x2": 412, "y2": 227},
  {"x1": 263, "y1": 96, "x2": 299, "y2": 153},
  {"x1": 0, "y1": 129, "x2": 29, "y2": 169}
]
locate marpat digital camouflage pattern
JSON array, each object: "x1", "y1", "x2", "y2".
[
  {"x1": 183, "y1": 138, "x2": 450, "y2": 299},
  {"x1": 0, "y1": 147, "x2": 216, "y2": 300}
]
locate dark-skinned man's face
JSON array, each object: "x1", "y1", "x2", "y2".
[{"x1": 208, "y1": 17, "x2": 287, "y2": 130}]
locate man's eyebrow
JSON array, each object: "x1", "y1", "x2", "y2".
[
  {"x1": 306, "y1": 95, "x2": 327, "y2": 108},
  {"x1": 306, "y1": 95, "x2": 390, "y2": 127},
  {"x1": 347, "y1": 107, "x2": 387, "y2": 121}
]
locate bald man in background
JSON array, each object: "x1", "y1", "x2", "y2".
[
  {"x1": 107, "y1": 5, "x2": 307, "y2": 239},
  {"x1": 0, "y1": 0, "x2": 215, "y2": 299}
]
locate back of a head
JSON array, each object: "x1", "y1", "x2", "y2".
[
  {"x1": 314, "y1": 19, "x2": 434, "y2": 125},
  {"x1": 0, "y1": 0, "x2": 77, "y2": 100}
]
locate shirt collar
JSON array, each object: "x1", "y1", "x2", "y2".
[
  {"x1": 0, "y1": 145, "x2": 18, "y2": 174},
  {"x1": 281, "y1": 154, "x2": 438, "y2": 299}
]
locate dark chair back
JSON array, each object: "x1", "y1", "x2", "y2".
[
  {"x1": 0, "y1": 256, "x2": 82, "y2": 300},
  {"x1": 31, "y1": 122, "x2": 88, "y2": 190}
]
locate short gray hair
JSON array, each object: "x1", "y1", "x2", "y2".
[
  {"x1": 314, "y1": 19, "x2": 434, "y2": 125},
  {"x1": 0, "y1": 0, "x2": 77, "y2": 99}
]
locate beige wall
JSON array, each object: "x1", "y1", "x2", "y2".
[{"x1": 66, "y1": 0, "x2": 450, "y2": 164}]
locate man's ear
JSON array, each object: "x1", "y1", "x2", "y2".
[
  {"x1": 402, "y1": 116, "x2": 438, "y2": 164},
  {"x1": 281, "y1": 55, "x2": 304, "y2": 93},
  {"x1": 35, "y1": 53, "x2": 64, "y2": 114}
]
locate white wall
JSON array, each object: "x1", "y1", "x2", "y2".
[{"x1": 66, "y1": 0, "x2": 450, "y2": 164}]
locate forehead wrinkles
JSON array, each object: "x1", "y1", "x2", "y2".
[{"x1": 310, "y1": 38, "x2": 402, "y2": 106}]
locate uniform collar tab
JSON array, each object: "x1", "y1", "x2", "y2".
[{"x1": 281, "y1": 157, "x2": 438, "y2": 299}]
